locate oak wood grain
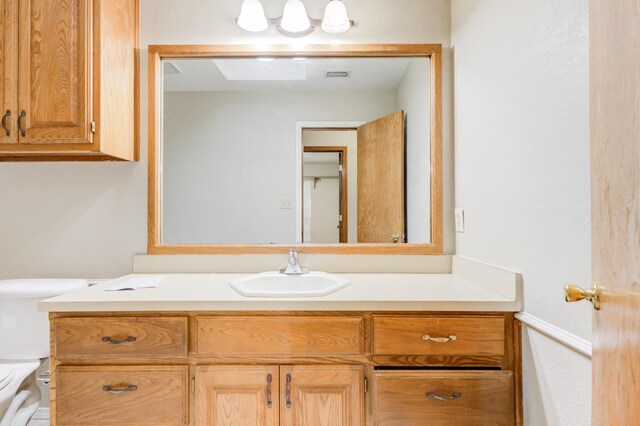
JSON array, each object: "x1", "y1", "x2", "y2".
[
  {"x1": 195, "y1": 365, "x2": 279, "y2": 426},
  {"x1": 590, "y1": 0, "x2": 640, "y2": 422},
  {"x1": 357, "y1": 110, "x2": 405, "y2": 244},
  {"x1": 56, "y1": 365, "x2": 189, "y2": 425},
  {"x1": 94, "y1": 0, "x2": 138, "y2": 160},
  {"x1": 18, "y1": 0, "x2": 91, "y2": 144},
  {"x1": 0, "y1": 0, "x2": 17, "y2": 144},
  {"x1": 195, "y1": 316, "x2": 364, "y2": 356},
  {"x1": 374, "y1": 370, "x2": 514, "y2": 426},
  {"x1": 53, "y1": 317, "x2": 188, "y2": 359},
  {"x1": 281, "y1": 365, "x2": 364, "y2": 426},
  {"x1": 373, "y1": 316, "x2": 505, "y2": 359},
  {"x1": 0, "y1": 0, "x2": 139, "y2": 160}
]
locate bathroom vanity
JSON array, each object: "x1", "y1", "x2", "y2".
[{"x1": 42, "y1": 258, "x2": 523, "y2": 425}]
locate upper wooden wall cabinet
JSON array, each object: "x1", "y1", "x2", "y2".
[{"x1": 0, "y1": 0, "x2": 139, "y2": 161}]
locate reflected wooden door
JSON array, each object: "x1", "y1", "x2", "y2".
[
  {"x1": 357, "y1": 110, "x2": 405, "y2": 243},
  {"x1": 195, "y1": 366, "x2": 280, "y2": 426},
  {"x1": 590, "y1": 0, "x2": 640, "y2": 422},
  {"x1": 281, "y1": 365, "x2": 364, "y2": 426}
]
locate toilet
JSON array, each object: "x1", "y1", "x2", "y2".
[{"x1": 0, "y1": 279, "x2": 88, "y2": 426}]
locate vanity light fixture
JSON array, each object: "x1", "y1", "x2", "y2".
[
  {"x1": 237, "y1": 0, "x2": 269, "y2": 32},
  {"x1": 321, "y1": 0, "x2": 351, "y2": 33},
  {"x1": 236, "y1": 0, "x2": 354, "y2": 37}
]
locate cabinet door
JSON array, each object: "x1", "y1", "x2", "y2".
[
  {"x1": 281, "y1": 365, "x2": 364, "y2": 426},
  {"x1": 0, "y1": 0, "x2": 17, "y2": 144},
  {"x1": 18, "y1": 0, "x2": 91, "y2": 144},
  {"x1": 195, "y1": 365, "x2": 279, "y2": 426}
]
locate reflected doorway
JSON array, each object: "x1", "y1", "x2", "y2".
[{"x1": 302, "y1": 143, "x2": 350, "y2": 244}]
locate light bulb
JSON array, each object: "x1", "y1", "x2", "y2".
[
  {"x1": 237, "y1": 0, "x2": 268, "y2": 32},
  {"x1": 280, "y1": 0, "x2": 311, "y2": 33},
  {"x1": 321, "y1": 0, "x2": 351, "y2": 34}
]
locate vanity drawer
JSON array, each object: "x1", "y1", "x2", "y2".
[
  {"x1": 373, "y1": 316, "x2": 504, "y2": 360},
  {"x1": 374, "y1": 370, "x2": 514, "y2": 425},
  {"x1": 56, "y1": 366, "x2": 189, "y2": 425},
  {"x1": 195, "y1": 316, "x2": 364, "y2": 356},
  {"x1": 53, "y1": 317, "x2": 188, "y2": 359}
]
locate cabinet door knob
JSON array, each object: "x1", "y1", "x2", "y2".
[{"x1": 564, "y1": 282, "x2": 601, "y2": 310}]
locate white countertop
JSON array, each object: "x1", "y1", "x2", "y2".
[{"x1": 39, "y1": 272, "x2": 521, "y2": 312}]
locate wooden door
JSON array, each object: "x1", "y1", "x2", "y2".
[
  {"x1": 195, "y1": 365, "x2": 279, "y2": 426},
  {"x1": 357, "y1": 110, "x2": 405, "y2": 243},
  {"x1": 18, "y1": 0, "x2": 91, "y2": 144},
  {"x1": 281, "y1": 365, "x2": 363, "y2": 426},
  {"x1": 0, "y1": 0, "x2": 17, "y2": 144},
  {"x1": 590, "y1": 0, "x2": 640, "y2": 423}
]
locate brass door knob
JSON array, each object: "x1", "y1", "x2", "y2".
[{"x1": 564, "y1": 283, "x2": 601, "y2": 310}]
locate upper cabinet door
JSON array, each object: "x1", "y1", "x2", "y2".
[
  {"x1": 281, "y1": 365, "x2": 364, "y2": 426},
  {"x1": 0, "y1": 0, "x2": 18, "y2": 144},
  {"x1": 18, "y1": 0, "x2": 91, "y2": 144}
]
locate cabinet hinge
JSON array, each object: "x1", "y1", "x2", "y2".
[
  {"x1": 90, "y1": 121, "x2": 96, "y2": 133},
  {"x1": 364, "y1": 377, "x2": 368, "y2": 393},
  {"x1": 191, "y1": 377, "x2": 195, "y2": 393}
]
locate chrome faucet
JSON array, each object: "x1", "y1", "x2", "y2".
[{"x1": 280, "y1": 248, "x2": 309, "y2": 275}]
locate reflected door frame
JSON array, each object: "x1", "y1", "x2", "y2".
[
  {"x1": 295, "y1": 121, "x2": 365, "y2": 244},
  {"x1": 303, "y1": 145, "x2": 349, "y2": 244}
]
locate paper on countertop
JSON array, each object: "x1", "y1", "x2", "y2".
[{"x1": 104, "y1": 276, "x2": 165, "y2": 291}]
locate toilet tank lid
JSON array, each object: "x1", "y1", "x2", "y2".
[{"x1": 0, "y1": 279, "x2": 89, "y2": 299}]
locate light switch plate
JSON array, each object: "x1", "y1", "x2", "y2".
[
  {"x1": 280, "y1": 199, "x2": 293, "y2": 209},
  {"x1": 454, "y1": 208, "x2": 465, "y2": 233}
]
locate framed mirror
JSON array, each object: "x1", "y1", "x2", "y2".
[{"x1": 148, "y1": 44, "x2": 442, "y2": 254}]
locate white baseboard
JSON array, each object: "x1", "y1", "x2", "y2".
[{"x1": 516, "y1": 311, "x2": 592, "y2": 358}]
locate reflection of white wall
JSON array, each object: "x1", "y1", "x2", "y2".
[
  {"x1": 303, "y1": 131, "x2": 358, "y2": 243},
  {"x1": 397, "y1": 59, "x2": 431, "y2": 243},
  {"x1": 452, "y1": 1, "x2": 591, "y2": 425},
  {"x1": 163, "y1": 91, "x2": 396, "y2": 244}
]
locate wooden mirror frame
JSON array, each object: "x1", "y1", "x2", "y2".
[{"x1": 148, "y1": 44, "x2": 443, "y2": 254}]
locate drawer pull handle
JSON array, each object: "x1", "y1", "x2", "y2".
[
  {"x1": 266, "y1": 374, "x2": 273, "y2": 408},
  {"x1": 102, "y1": 385, "x2": 137, "y2": 395},
  {"x1": 285, "y1": 373, "x2": 292, "y2": 408},
  {"x1": 422, "y1": 334, "x2": 457, "y2": 343},
  {"x1": 17, "y1": 110, "x2": 25, "y2": 137},
  {"x1": 426, "y1": 391, "x2": 462, "y2": 401},
  {"x1": 101, "y1": 336, "x2": 137, "y2": 344}
]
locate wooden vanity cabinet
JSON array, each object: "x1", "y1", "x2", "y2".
[
  {"x1": 49, "y1": 312, "x2": 521, "y2": 426},
  {"x1": 0, "y1": 0, "x2": 139, "y2": 161}
]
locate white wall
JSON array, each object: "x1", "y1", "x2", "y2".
[
  {"x1": 451, "y1": 1, "x2": 592, "y2": 424},
  {"x1": 163, "y1": 91, "x2": 395, "y2": 244},
  {"x1": 397, "y1": 59, "x2": 431, "y2": 243},
  {"x1": 0, "y1": 0, "x2": 454, "y2": 280}
]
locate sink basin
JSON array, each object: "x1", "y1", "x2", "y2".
[{"x1": 229, "y1": 271, "x2": 351, "y2": 298}]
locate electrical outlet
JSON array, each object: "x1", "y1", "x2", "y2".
[
  {"x1": 454, "y1": 208, "x2": 465, "y2": 233},
  {"x1": 280, "y1": 199, "x2": 293, "y2": 209}
]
